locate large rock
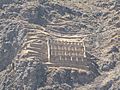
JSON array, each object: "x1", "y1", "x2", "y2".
[{"x1": 101, "y1": 61, "x2": 116, "y2": 71}]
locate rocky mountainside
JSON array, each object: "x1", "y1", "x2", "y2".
[{"x1": 0, "y1": 0, "x2": 119, "y2": 90}]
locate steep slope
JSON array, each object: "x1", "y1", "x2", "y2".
[{"x1": 0, "y1": 0, "x2": 119, "y2": 90}]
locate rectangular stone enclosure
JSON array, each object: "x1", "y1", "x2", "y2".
[{"x1": 47, "y1": 38, "x2": 86, "y2": 68}]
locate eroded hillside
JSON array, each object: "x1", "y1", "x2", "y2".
[{"x1": 0, "y1": 0, "x2": 120, "y2": 90}]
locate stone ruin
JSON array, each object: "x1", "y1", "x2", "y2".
[
  {"x1": 46, "y1": 37, "x2": 87, "y2": 68},
  {"x1": 16, "y1": 29, "x2": 93, "y2": 70}
]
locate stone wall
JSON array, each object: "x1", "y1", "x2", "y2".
[{"x1": 48, "y1": 38, "x2": 87, "y2": 69}]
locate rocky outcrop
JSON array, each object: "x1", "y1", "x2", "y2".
[
  {"x1": 0, "y1": 59, "x2": 99, "y2": 90},
  {"x1": 101, "y1": 61, "x2": 116, "y2": 71},
  {"x1": 0, "y1": 60, "x2": 47, "y2": 90},
  {"x1": 46, "y1": 68, "x2": 98, "y2": 86},
  {"x1": 0, "y1": 20, "x2": 27, "y2": 71}
]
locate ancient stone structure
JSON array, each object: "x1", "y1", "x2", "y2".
[
  {"x1": 46, "y1": 37, "x2": 86, "y2": 68},
  {"x1": 17, "y1": 29, "x2": 89, "y2": 69}
]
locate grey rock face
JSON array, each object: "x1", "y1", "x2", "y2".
[
  {"x1": 46, "y1": 68, "x2": 98, "y2": 87},
  {"x1": 0, "y1": 60, "x2": 47, "y2": 90},
  {"x1": 108, "y1": 46, "x2": 119, "y2": 53},
  {"x1": 37, "y1": 0, "x2": 48, "y2": 4},
  {"x1": 0, "y1": 20, "x2": 27, "y2": 71},
  {"x1": 115, "y1": 21, "x2": 120, "y2": 28},
  {"x1": 0, "y1": 0, "x2": 119, "y2": 90},
  {"x1": 0, "y1": 0, "x2": 13, "y2": 6}
]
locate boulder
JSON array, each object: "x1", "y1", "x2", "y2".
[{"x1": 101, "y1": 61, "x2": 116, "y2": 71}]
